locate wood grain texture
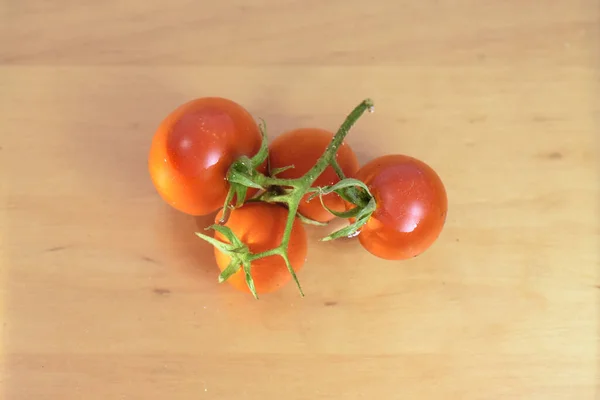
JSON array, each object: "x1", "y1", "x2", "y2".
[{"x1": 1, "y1": 1, "x2": 599, "y2": 399}]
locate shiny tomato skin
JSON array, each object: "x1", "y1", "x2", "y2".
[
  {"x1": 148, "y1": 97, "x2": 263, "y2": 216},
  {"x1": 268, "y1": 128, "x2": 360, "y2": 222},
  {"x1": 355, "y1": 154, "x2": 447, "y2": 260},
  {"x1": 213, "y1": 203, "x2": 308, "y2": 295}
]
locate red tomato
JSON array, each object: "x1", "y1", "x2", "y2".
[
  {"x1": 213, "y1": 203, "x2": 308, "y2": 295},
  {"x1": 354, "y1": 154, "x2": 447, "y2": 260},
  {"x1": 268, "y1": 128, "x2": 360, "y2": 222},
  {"x1": 148, "y1": 97, "x2": 263, "y2": 216}
]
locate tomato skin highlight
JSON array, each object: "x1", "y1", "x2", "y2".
[
  {"x1": 148, "y1": 97, "x2": 263, "y2": 216},
  {"x1": 355, "y1": 154, "x2": 448, "y2": 260},
  {"x1": 213, "y1": 203, "x2": 308, "y2": 295},
  {"x1": 268, "y1": 128, "x2": 360, "y2": 222}
]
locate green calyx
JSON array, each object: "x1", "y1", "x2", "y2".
[
  {"x1": 195, "y1": 223, "x2": 304, "y2": 300},
  {"x1": 196, "y1": 99, "x2": 376, "y2": 299},
  {"x1": 218, "y1": 120, "x2": 270, "y2": 224},
  {"x1": 307, "y1": 178, "x2": 377, "y2": 241},
  {"x1": 194, "y1": 224, "x2": 259, "y2": 299}
]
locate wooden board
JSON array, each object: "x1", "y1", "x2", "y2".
[{"x1": 1, "y1": 1, "x2": 598, "y2": 399}]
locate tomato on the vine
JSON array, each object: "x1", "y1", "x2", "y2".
[
  {"x1": 148, "y1": 97, "x2": 263, "y2": 216},
  {"x1": 213, "y1": 203, "x2": 308, "y2": 295},
  {"x1": 268, "y1": 128, "x2": 360, "y2": 222},
  {"x1": 354, "y1": 154, "x2": 447, "y2": 260}
]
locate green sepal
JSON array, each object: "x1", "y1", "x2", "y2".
[
  {"x1": 228, "y1": 173, "x2": 265, "y2": 190},
  {"x1": 242, "y1": 260, "x2": 258, "y2": 299},
  {"x1": 296, "y1": 212, "x2": 329, "y2": 226},
  {"x1": 307, "y1": 178, "x2": 374, "y2": 220},
  {"x1": 197, "y1": 225, "x2": 257, "y2": 294},
  {"x1": 218, "y1": 259, "x2": 242, "y2": 283},
  {"x1": 234, "y1": 183, "x2": 249, "y2": 208},
  {"x1": 335, "y1": 187, "x2": 356, "y2": 204},
  {"x1": 270, "y1": 164, "x2": 295, "y2": 176},
  {"x1": 207, "y1": 224, "x2": 244, "y2": 248},
  {"x1": 194, "y1": 231, "x2": 232, "y2": 252},
  {"x1": 323, "y1": 178, "x2": 372, "y2": 197},
  {"x1": 281, "y1": 253, "x2": 304, "y2": 297},
  {"x1": 321, "y1": 196, "x2": 377, "y2": 241}
]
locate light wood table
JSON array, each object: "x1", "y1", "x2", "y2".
[{"x1": 1, "y1": 1, "x2": 598, "y2": 399}]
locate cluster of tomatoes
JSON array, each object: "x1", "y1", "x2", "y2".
[{"x1": 148, "y1": 97, "x2": 448, "y2": 298}]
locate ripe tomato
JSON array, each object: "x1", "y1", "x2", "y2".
[
  {"x1": 354, "y1": 154, "x2": 447, "y2": 260},
  {"x1": 213, "y1": 202, "x2": 308, "y2": 295},
  {"x1": 268, "y1": 128, "x2": 360, "y2": 222},
  {"x1": 148, "y1": 97, "x2": 263, "y2": 216}
]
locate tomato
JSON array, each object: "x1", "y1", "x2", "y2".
[
  {"x1": 268, "y1": 128, "x2": 360, "y2": 222},
  {"x1": 354, "y1": 154, "x2": 447, "y2": 260},
  {"x1": 213, "y1": 202, "x2": 308, "y2": 295},
  {"x1": 148, "y1": 97, "x2": 263, "y2": 216}
]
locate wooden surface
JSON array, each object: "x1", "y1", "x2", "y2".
[{"x1": 1, "y1": 1, "x2": 599, "y2": 399}]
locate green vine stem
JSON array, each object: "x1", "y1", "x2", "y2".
[{"x1": 198, "y1": 99, "x2": 376, "y2": 298}]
